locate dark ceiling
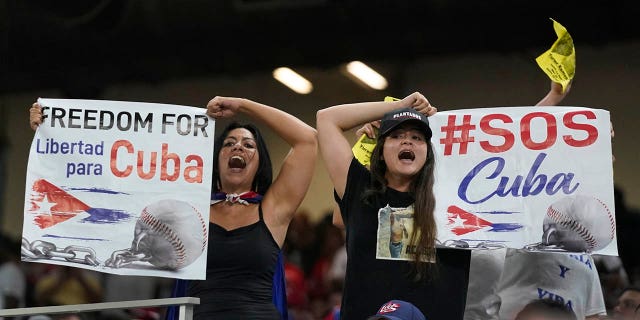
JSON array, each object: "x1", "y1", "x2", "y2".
[{"x1": 3, "y1": 0, "x2": 639, "y2": 96}]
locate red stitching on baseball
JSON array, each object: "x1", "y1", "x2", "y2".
[
  {"x1": 594, "y1": 197, "x2": 616, "y2": 240},
  {"x1": 190, "y1": 204, "x2": 208, "y2": 251},
  {"x1": 141, "y1": 208, "x2": 187, "y2": 268},
  {"x1": 546, "y1": 206, "x2": 597, "y2": 251}
]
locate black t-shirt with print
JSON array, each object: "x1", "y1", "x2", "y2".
[{"x1": 338, "y1": 158, "x2": 470, "y2": 320}]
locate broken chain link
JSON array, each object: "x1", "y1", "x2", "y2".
[{"x1": 104, "y1": 249, "x2": 151, "y2": 268}]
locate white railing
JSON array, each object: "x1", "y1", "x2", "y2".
[{"x1": 0, "y1": 297, "x2": 200, "y2": 320}]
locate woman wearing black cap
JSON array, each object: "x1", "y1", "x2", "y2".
[{"x1": 316, "y1": 93, "x2": 470, "y2": 320}]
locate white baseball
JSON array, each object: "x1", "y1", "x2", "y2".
[
  {"x1": 133, "y1": 199, "x2": 208, "y2": 270},
  {"x1": 543, "y1": 195, "x2": 615, "y2": 252}
]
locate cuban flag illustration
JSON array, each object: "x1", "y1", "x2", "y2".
[
  {"x1": 27, "y1": 178, "x2": 132, "y2": 237},
  {"x1": 23, "y1": 98, "x2": 215, "y2": 279},
  {"x1": 446, "y1": 205, "x2": 524, "y2": 236}
]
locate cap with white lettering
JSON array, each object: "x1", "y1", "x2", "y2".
[
  {"x1": 378, "y1": 107, "x2": 432, "y2": 139},
  {"x1": 367, "y1": 300, "x2": 427, "y2": 320}
]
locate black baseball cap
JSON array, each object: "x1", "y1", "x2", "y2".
[{"x1": 378, "y1": 107, "x2": 432, "y2": 140}]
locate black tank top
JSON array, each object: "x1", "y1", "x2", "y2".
[{"x1": 187, "y1": 205, "x2": 281, "y2": 319}]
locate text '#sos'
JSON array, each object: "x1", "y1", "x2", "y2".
[{"x1": 439, "y1": 110, "x2": 599, "y2": 156}]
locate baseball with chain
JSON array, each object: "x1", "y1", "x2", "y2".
[
  {"x1": 542, "y1": 194, "x2": 615, "y2": 252},
  {"x1": 132, "y1": 199, "x2": 208, "y2": 269}
]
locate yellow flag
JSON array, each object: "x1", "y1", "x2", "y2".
[
  {"x1": 351, "y1": 96, "x2": 399, "y2": 167},
  {"x1": 535, "y1": 18, "x2": 576, "y2": 93}
]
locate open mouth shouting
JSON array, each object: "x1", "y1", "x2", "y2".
[
  {"x1": 398, "y1": 150, "x2": 415, "y2": 162},
  {"x1": 228, "y1": 155, "x2": 247, "y2": 169}
]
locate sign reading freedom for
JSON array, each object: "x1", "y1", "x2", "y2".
[
  {"x1": 23, "y1": 98, "x2": 215, "y2": 279},
  {"x1": 430, "y1": 106, "x2": 616, "y2": 256}
]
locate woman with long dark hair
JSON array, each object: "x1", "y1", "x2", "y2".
[
  {"x1": 30, "y1": 96, "x2": 317, "y2": 319},
  {"x1": 316, "y1": 92, "x2": 470, "y2": 319}
]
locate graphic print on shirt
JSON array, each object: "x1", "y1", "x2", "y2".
[
  {"x1": 532, "y1": 254, "x2": 594, "y2": 313},
  {"x1": 376, "y1": 204, "x2": 416, "y2": 261}
]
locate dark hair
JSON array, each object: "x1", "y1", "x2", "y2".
[
  {"x1": 364, "y1": 132, "x2": 437, "y2": 280},
  {"x1": 212, "y1": 122, "x2": 272, "y2": 195},
  {"x1": 515, "y1": 299, "x2": 577, "y2": 320}
]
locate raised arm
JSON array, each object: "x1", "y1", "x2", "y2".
[
  {"x1": 332, "y1": 120, "x2": 381, "y2": 228},
  {"x1": 316, "y1": 92, "x2": 435, "y2": 198},
  {"x1": 207, "y1": 96, "x2": 317, "y2": 228},
  {"x1": 535, "y1": 80, "x2": 571, "y2": 106}
]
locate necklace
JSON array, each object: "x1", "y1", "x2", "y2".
[{"x1": 211, "y1": 191, "x2": 263, "y2": 205}]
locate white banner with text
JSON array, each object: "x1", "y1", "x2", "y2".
[
  {"x1": 23, "y1": 98, "x2": 214, "y2": 279},
  {"x1": 430, "y1": 106, "x2": 616, "y2": 255}
]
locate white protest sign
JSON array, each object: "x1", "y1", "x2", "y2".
[
  {"x1": 430, "y1": 106, "x2": 616, "y2": 255},
  {"x1": 23, "y1": 98, "x2": 214, "y2": 279}
]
